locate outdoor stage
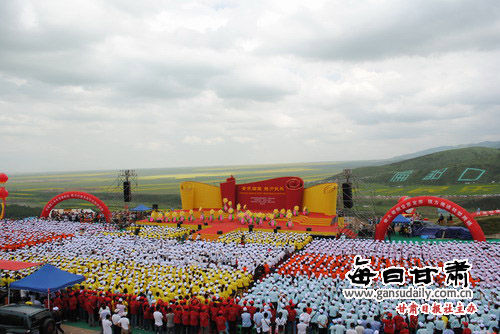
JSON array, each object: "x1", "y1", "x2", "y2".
[{"x1": 136, "y1": 211, "x2": 357, "y2": 239}]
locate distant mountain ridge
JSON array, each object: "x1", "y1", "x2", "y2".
[
  {"x1": 386, "y1": 141, "x2": 500, "y2": 163},
  {"x1": 327, "y1": 147, "x2": 500, "y2": 185}
]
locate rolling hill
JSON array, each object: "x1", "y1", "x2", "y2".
[
  {"x1": 327, "y1": 147, "x2": 500, "y2": 185},
  {"x1": 385, "y1": 141, "x2": 500, "y2": 163}
]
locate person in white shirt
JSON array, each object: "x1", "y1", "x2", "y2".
[
  {"x1": 253, "y1": 309, "x2": 263, "y2": 334},
  {"x1": 153, "y1": 306, "x2": 164, "y2": 334},
  {"x1": 317, "y1": 309, "x2": 329, "y2": 334},
  {"x1": 112, "y1": 310, "x2": 121, "y2": 334},
  {"x1": 261, "y1": 312, "x2": 272, "y2": 334},
  {"x1": 103, "y1": 314, "x2": 113, "y2": 334},
  {"x1": 346, "y1": 323, "x2": 357, "y2": 334},
  {"x1": 100, "y1": 305, "x2": 111, "y2": 322},
  {"x1": 355, "y1": 320, "x2": 364, "y2": 334},
  {"x1": 299, "y1": 309, "x2": 311, "y2": 326},
  {"x1": 118, "y1": 314, "x2": 130, "y2": 334},
  {"x1": 298, "y1": 321, "x2": 308, "y2": 334},
  {"x1": 276, "y1": 311, "x2": 287, "y2": 334},
  {"x1": 116, "y1": 299, "x2": 126, "y2": 316}
]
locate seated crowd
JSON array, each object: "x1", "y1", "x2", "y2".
[{"x1": 0, "y1": 219, "x2": 498, "y2": 334}]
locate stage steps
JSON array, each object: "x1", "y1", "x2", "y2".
[{"x1": 292, "y1": 216, "x2": 333, "y2": 226}]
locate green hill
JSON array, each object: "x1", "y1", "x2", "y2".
[{"x1": 328, "y1": 147, "x2": 500, "y2": 185}]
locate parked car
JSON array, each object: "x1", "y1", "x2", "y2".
[{"x1": 0, "y1": 304, "x2": 55, "y2": 334}]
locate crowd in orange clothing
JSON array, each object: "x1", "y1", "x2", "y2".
[
  {"x1": 0, "y1": 229, "x2": 73, "y2": 251},
  {"x1": 277, "y1": 253, "x2": 480, "y2": 286}
]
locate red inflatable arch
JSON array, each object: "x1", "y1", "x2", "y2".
[
  {"x1": 375, "y1": 196, "x2": 486, "y2": 241},
  {"x1": 471, "y1": 210, "x2": 500, "y2": 218},
  {"x1": 41, "y1": 191, "x2": 112, "y2": 223}
]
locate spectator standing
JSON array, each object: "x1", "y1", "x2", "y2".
[
  {"x1": 317, "y1": 310, "x2": 328, "y2": 334},
  {"x1": 154, "y1": 306, "x2": 164, "y2": 334},
  {"x1": 276, "y1": 311, "x2": 287, "y2": 334},
  {"x1": 215, "y1": 311, "x2": 227, "y2": 334},
  {"x1": 297, "y1": 321, "x2": 308, "y2": 334},
  {"x1": 199, "y1": 306, "x2": 210, "y2": 334},
  {"x1": 355, "y1": 321, "x2": 364, "y2": 334},
  {"x1": 112, "y1": 310, "x2": 122, "y2": 334},
  {"x1": 241, "y1": 307, "x2": 252, "y2": 334},
  {"x1": 346, "y1": 323, "x2": 357, "y2": 334},
  {"x1": 52, "y1": 307, "x2": 65, "y2": 334},
  {"x1": 103, "y1": 314, "x2": 113, "y2": 334},
  {"x1": 165, "y1": 308, "x2": 175, "y2": 334},
  {"x1": 254, "y1": 308, "x2": 264, "y2": 334},
  {"x1": 262, "y1": 312, "x2": 272, "y2": 334},
  {"x1": 119, "y1": 314, "x2": 130, "y2": 334}
]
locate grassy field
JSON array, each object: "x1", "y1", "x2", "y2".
[
  {"x1": 4, "y1": 159, "x2": 500, "y2": 218},
  {"x1": 6, "y1": 162, "x2": 348, "y2": 211}
]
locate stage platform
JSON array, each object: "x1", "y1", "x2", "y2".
[{"x1": 136, "y1": 211, "x2": 357, "y2": 239}]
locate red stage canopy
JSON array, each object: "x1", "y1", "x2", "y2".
[{"x1": 0, "y1": 260, "x2": 42, "y2": 271}]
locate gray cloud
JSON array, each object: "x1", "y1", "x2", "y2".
[
  {"x1": 262, "y1": 0, "x2": 500, "y2": 61},
  {"x1": 0, "y1": 0, "x2": 499, "y2": 173}
]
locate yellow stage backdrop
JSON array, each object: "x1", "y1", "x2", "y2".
[
  {"x1": 180, "y1": 181, "x2": 222, "y2": 210},
  {"x1": 303, "y1": 183, "x2": 337, "y2": 216},
  {"x1": 180, "y1": 180, "x2": 338, "y2": 215}
]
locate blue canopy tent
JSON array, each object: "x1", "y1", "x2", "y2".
[
  {"x1": 130, "y1": 204, "x2": 152, "y2": 212},
  {"x1": 393, "y1": 214, "x2": 411, "y2": 224},
  {"x1": 10, "y1": 264, "x2": 85, "y2": 308}
]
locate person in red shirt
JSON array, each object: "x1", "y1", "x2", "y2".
[
  {"x1": 189, "y1": 305, "x2": 199, "y2": 334},
  {"x1": 215, "y1": 311, "x2": 227, "y2": 334},
  {"x1": 143, "y1": 302, "x2": 153, "y2": 331},
  {"x1": 68, "y1": 293, "x2": 78, "y2": 322},
  {"x1": 77, "y1": 291, "x2": 86, "y2": 321},
  {"x1": 462, "y1": 322, "x2": 472, "y2": 334},
  {"x1": 382, "y1": 313, "x2": 395, "y2": 334},
  {"x1": 394, "y1": 314, "x2": 405, "y2": 334},
  {"x1": 210, "y1": 301, "x2": 220, "y2": 334},
  {"x1": 247, "y1": 301, "x2": 257, "y2": 317},
  {"x1": 400, "y1": 322, "x2": 410, "y2": 334},
  {"x1": 199, "y1": 306, "x2": 210, "y2": 334},
  {"x1": 173, "y1": 305, "x2": 183, "y2": 334},
  {"x1": 285, "y1": 302, "x2": 297, "y2": 334},
  {"x1": 226, "y1": 303, "x2": 240, "y2": 333},
  {"x1": 182, "y1": 305, "x2": 191, "y2": 333},
  {"x1": 409, "y1": 315, "x2": 418, "y2": 334},
  {"x1": 129, "y1": 297, "x2": 140, "y2": 328}
]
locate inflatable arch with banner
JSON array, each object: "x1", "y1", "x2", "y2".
[
  {"x1": 375, "y1": 196, "x2": 486, "y2": 242},
  {"x1": 40, "y1": 191, "x2": 112, "y2": 223},
  {"x1": 471, "y1": 210, "x2": 500, "y2": 218}
]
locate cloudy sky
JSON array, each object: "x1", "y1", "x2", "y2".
[{"x1": 1, "y1": 0, "x2": 499, "y2": 173}]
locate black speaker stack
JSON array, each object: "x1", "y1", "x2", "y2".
[
  {"x1": 342, "y1": 183, "x2": 353, "y2": 209},
  {"x1": 123, "y1": 181, "x2": 131, "y2": 202}
]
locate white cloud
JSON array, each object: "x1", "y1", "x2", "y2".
[{"x1": 0, "y1": 0, "x2": 499, "y2": 173}]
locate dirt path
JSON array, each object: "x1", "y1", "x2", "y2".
[{"x1": 61, "y1": 324, "x2": 98, "y2": 334}]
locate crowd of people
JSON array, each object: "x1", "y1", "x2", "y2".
[
  {"x1": 0, "y1": 220, "x2": 292, "y2": 299},
  {"x1": 49, "y1": 210, "x2": 108, "y2": 223},
  {"x1": 0, "y1": 218, "x2": 499, "y2": 334},
  {"x1": 217, "y1": 231, "x2": 312, "y2": 249}
]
